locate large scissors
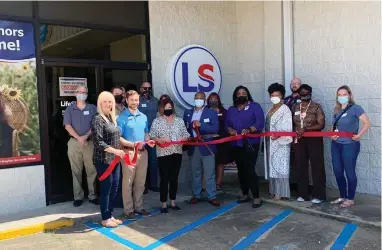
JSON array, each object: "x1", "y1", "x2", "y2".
[{"x1": 192, "y1": 121, "x2": 218, "y2": 156}]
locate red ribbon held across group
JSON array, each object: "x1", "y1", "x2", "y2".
[{"x1": 98, "y1": 130, "x2": 353, "y2": 181}]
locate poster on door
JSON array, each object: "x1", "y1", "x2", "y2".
[
  {"x1": 59, "y1": 77, "x2": 87, "y2": 97},
  {"x1": 0, "y1": 20, "x2": 41, "y2": 166}
]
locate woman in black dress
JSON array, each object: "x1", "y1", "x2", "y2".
[
  {"x1": 0, "y1": 94, "x2": 13, "y2": 158},
  {"x1": 206, "y1": 92, "x2": 233, "y2": 191}
]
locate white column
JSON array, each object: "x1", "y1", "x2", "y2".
[{"x1": 283, "y1": 1, "x2": 294, "y2": 96}]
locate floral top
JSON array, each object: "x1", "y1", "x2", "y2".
[{"x1": 149, "y1": 116, "x2": 190, "y2": 157}]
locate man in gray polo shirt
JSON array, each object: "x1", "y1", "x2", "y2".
[
  {"x1": 63, "y1": 86, "x2": 98, "y2": 207},
  {"x1": 139, "y1": 81, "x2": 159, "y2": 193}
]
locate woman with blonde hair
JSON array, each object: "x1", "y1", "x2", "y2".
[
  {"x1": 92, "y1": 91, "x2": 126, "y2": 227},
  {"x1": 330, "y1": 85, "x2": 370, "y2": 208}
]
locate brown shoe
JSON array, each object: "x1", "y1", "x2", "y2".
[
  {"x1": 208, "y1": 199, "x2": 220, "y2": 207},
  {"x1": 190, "y1": 198, "x2": 201, "y2": 204},
  {"x1": 135, "y1": 209, "x2": 150, "y2": 216},
  {"x1": 124, "y1": 212, "x2": 137, "y2": 220}
]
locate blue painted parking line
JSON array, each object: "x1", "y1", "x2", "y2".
[
  {"x1": 330, "y1": 224, "x2": 357, "y2": 250},
  {"x1": 231, "y1": 210, "x2": 293, "y2": 250},
  {"x1": 84, "y1": 208, "x2": 160, "y2": 250},
  {"x1": 143, "y1": 201, "x2": 239, "y2": 250}
]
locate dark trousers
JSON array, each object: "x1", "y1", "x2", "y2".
[
  {"x1": 294, "y1": 137, "x2": 326, "y2": 200},
  {"x1": 95, "y1": 161, "x2": 120, "y2": 220},
  {"x1": 146, "y1": 146, "x2": 159, "y2": 188},
  {"x1": 233, "y1": 144, "x2": 260, "y2": 199},
  {"x1": 158, "y1": 154, "x2": 182, "y2": 202},
  {"x1": 331, "y1": 141, "x2": 360, "y2": 200}
]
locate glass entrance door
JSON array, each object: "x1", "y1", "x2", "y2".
[{"x1": 43, "y1": 64, "x2": 99, "y2": 203}]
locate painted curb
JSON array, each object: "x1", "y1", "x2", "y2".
[{"x1": 0, "y1": 219, "x2": 75, "y2": 241}]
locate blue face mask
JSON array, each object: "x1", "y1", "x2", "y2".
[
  {"x1": 337, "y1": 96, "x2": 349, "y2": 105},
  {"x1": 194, "y1": 99, "x2": 204, "y2": 108},
  {"x1": 76, "y1": 94, "x2": 88, "y2": 101}
]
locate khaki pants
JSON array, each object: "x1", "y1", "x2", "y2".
[
  {"x1": 122, "y1": 149, "x2": 148, "y2": 214},
  {"x1": 67, "y1": 138, "x2": 97, "y2": 201}
]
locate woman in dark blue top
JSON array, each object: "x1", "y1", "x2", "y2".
[
  {"x1": 330, "y1": 85, "x2": 370, "y2": 208},
  {"x1": 225, "y1": 86, "x2": 265, "y2": 208}
]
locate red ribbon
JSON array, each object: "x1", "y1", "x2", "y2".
[{"x1": 99, "y1": 131, "x2": 353, "y2": 181}]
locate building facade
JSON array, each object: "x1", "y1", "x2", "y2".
[{"x1": 0, "y1": 1, "x2": 380, "y2": 215}]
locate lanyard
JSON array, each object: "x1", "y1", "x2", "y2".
[{"x1": 300, "y1": 101, "x2": 311, "y2": 129}]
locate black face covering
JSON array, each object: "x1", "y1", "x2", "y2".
[
  {"x1": 163, "y1": 109, "x2": 173, "y2": 117},
  {"x1": 300, "y1": 94, "x2": 311, "y2": 101},
  {"x1": 209, "y1": 100, "x2": 219, "y2": 108},
  {"x1": 114, "y1": 95, "x2": 123, "y2": 104},
  {"x1": 236, "y1": 96, "x2": 248, "y2": 105}
]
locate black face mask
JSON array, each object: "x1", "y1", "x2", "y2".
[
  {"x1": 236, "y1": 96, "x2": 248, "y2": 105},
  {"x1": 114, "y1": 95, "x2": 123, "y2": 104},
  {"x1": 163, "y1": 109, "x2": 173, "y2": 117},
  {"x1": 300, "y1": 94, "x2": 311, "y2": 101},
  {"x1": 209, "y1": 100, "x2": 219, "y2": 108}
]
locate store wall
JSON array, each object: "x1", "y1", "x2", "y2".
[
  {"x1": 293, "y1": 1, "x2": 381, "y2": 195},
  {"x1": 0, "y1": 166, "x2": 46, "y2": 214}
]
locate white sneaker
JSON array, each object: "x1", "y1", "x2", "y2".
[
  {"x1": 297, "y1": 197, "x2": 305, "y2": 202},
  {"x1": 312, "y1": 199, "x2": 323, "y2": 204}
]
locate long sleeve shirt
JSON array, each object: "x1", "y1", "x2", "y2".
[{"x1": 225, "y1": 101, "x2": 265, "y2": 147}]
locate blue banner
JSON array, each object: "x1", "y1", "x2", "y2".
[{"x1": 0, "y1": 20, "x2": 35, "y2": 60}]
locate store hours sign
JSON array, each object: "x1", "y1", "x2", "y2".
[{"x1": 166, "y1": 45, "x2": 222, "y2": 109}]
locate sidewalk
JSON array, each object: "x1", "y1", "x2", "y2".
[{"x1": 0, "y1": 176, "x2": 380, "y2": 241}]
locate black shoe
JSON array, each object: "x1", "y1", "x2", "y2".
[
  {"x1": 237, "y1": 196, "x2": 250, "y2": 204},
  {"x1": 149, "y1": 187, "x2": 160, "y2": 192},
  {"x1": 170, "y1": 205, "x2": 181, "y2": 211},
  {"x1": 73, "y1": 200, "x2": 83, "y2": 207},
  {"x1": 135, "y1": 209, "x2": 150, "y2": 216},
  {"x1": 124, "y1": 212, "x2": 137, "y2": 220},
  {"x1": 143, "y1": 188, "x2": 148, "y2": 194},
  {"x1": 89, "y1": 198, "x2": 99, "y2": 205},
  {"x1": 252, "y1": 200, "x2": 263, "y2": 209},
  {"x1": 161, "y1": 207, "x2": 168, "y2": 214}
]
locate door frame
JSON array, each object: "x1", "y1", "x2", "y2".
[{"x1": 40, "y1": 59, "x2": 150, "y2": 204}]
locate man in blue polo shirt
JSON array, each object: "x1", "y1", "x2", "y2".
[
  {"x1": 63, "y1": 86, "x2": 98, "y2": 207},
  {"x1": 117, "y1": 90, "x2": 155, "y2": 220}
]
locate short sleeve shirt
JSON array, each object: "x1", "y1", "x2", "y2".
[
  {"x1": 117, "y1": 109, "x2": 148, "y2": 143},
  {"x1": 334, "y1": 104, "x2": 365, "y2": 144},
  {"x1": 63, "y1": 103, "x2": 97, "y2": 136},
  {"x1": 292, "y1": 101, "x2": 325, "y2": 131},
  {"x1": 139, "y1": 96, "x2": 159, "y2": 129}
]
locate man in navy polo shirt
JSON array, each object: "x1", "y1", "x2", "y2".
[
  {"x1": 117, "y1": 90, "x2": 155, "y2": 220},
  {"x1": 63, "y1": 86, "x2": 98, "y2": 207}
]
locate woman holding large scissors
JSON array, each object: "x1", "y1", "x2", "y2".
[
  {"x1": 226, "y1": 86, "x2": 265, "y2": 208},
  {"x1": 292, "y1": 84, "x2": 326, "y2": 204}
]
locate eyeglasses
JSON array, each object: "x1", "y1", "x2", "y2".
[{"x1": 142, "y1": 87, "x2": 152, "y2": 91}]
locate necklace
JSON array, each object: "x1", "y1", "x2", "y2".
[{"x1": 299, "y1": 101, "x2": 311, "y2": 129}]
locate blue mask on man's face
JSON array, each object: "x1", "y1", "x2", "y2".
[{"x1": 194, "y1": 99, "x2": 204, "y2": 108}]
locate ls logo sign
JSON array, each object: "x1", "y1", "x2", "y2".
[{"x1": 167, "y1": 45, "x2": 222, "y2": 109}]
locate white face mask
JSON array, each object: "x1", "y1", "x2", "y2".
[
  {"x1": 270, "y1": 97, "x2": 281, "y2": 105},
  {"x1": 76, "y1": 94, "x2": 88, "y2": 101},
  {"x1": 194, "y1": 99, "x2": 204, "y2": 108}
]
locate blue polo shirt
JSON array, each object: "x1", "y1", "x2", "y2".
[
  {"x1": 334, "y1": 104, "x2": 365, "y2": 144},
  {"x1": 63, "y1": 103, "x2": 97, "y2": 136},
  {"x1": 117, "y1": 109, "x2": 148, "y2": 143}
]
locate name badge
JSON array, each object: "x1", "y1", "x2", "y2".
[
  {"x1": 83, "y1": 111, "x2": 89, "y2": 115},
  {"x1": 244, "y1": 106, "x2": 249, "y2": 111},
  {"x1": 295, "y1": 111, "x2": 301, "y2": 116},
  {"x1": 342, "y1": 113, "x2": 347, "y2": 117},
  {"x1": 297, "y1": 99, "x2": 301, "y2": 103},
  {"x1": 141, "y1": 104, "x2": 147, "y2": 108},
  {"x1": 218, "y1": 113, "x2": 223, "y2": 116},
  {"x1": 204, "y1": 118, "x2": 210, "y2": 123}
]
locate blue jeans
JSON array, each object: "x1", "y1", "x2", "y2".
[
  {"x1": 146, "y1": 146, "x2": 159, "y2": 188},
  {"x1": 331, "y1": 141, "x2": 360, "y2": 200},
  {"x1": 190, "y1": 148, "x2": 216, "y2": 200},
  {"x1": 95, "y1": 161, "x2": 120, "y2": 220}
]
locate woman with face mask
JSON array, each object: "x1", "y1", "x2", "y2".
[
  {"x1": 149, "y1": 98, "x2": 190, "y2": 213},
  {"x1": 225, "y1": 86, "x2": 265, "y2": 208},
  {"x1": 264, "y1": 83, "x2": 293, "y2": 200},
  {"x1": 292, "y1": 84, "x2": 326, "y2": 204},
  {"x1": 205, "y1": 92, "x2": 233, "y2": 191},
  {"x1": 330, "y1": 85, "x2": 370, "y2": 208}
]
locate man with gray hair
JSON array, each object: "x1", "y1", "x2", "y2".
[
  {"x1": 64, "y1": 86, "x2": 98, "y2": 207},
  {"x1": 139, "y1": 81, "x2": 160, "y2": 193}
]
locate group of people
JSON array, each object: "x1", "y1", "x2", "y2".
[{"x1": 63, "y1": 77, "x2": 370, "y2": 228}]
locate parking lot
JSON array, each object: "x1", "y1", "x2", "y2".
[{"x1": 0, "y1": 193, "x2": 380, "y2": 250}]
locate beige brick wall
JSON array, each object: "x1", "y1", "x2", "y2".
[{"x1": 294, "y1": 1, "x2": 381, "y2": 195}]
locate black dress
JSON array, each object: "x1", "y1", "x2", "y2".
[
  {"x1": 215, "y1": 108, "x2": 233, "y2": 165},
  {"x1": 0, "y1": 120, "x2": 13, "y2": 158}
]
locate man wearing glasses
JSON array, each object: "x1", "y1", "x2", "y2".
[
  {"x1": 139, "y1": 82, "x2": 160, "y2": 193},
  {"x1": 63, "y1": 86, "x2": 98, "y2": 207}
]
